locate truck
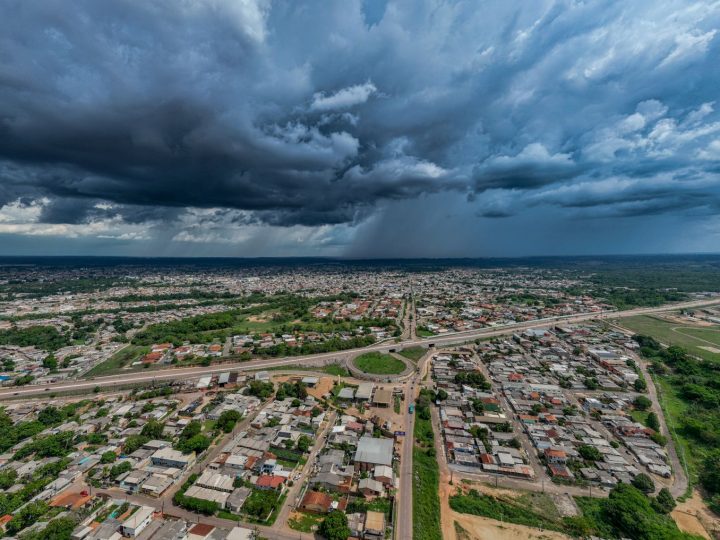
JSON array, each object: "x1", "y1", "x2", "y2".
[{"x1": 408, "y1": 404, "x2": 415, "y2": 414}]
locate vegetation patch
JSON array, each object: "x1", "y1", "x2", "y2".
[
  {"x1": 617, "y1": 315, "x2": 720, "y2": 363},
  {"x1": 412, "y1": 396, "x2": 441, "y2": 540},
  {"x1": 450, "y1": 484, "x2": 696, "y2": 540},
  {"x1": 84, "y1": 345, "x2": 149, "y2": 377},
  {"x1": 398, "y1": 346, "x2": 426, "y2": 362},
  {"x1": 353, "y1": 352, "x2": 406, "y2": 375},
  {"x1": 288, "y1": 511, "x2": 323, "y2": 533}
]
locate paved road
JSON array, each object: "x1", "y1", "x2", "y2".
[
  {"x1": 2, "y1": 298, "x2": 718, "y2": 401},
  {"x1": 395, "y1": 348, "x2": 434, "y2": 540},
  {"x1": 272, "y1": 410, "x2": 337, "y2": 534}
]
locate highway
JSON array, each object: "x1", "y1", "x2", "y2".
[{"x1": 2, "y1": 297, "x2": 718, "y2": 400}]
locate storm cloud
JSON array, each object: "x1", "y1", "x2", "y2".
[{"x1": 0, "y1": 0, "x2": 720, "y2": 255}]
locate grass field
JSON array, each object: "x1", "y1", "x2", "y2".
[
  {"x1": 398, "y1": 346, "x2": 426, "y2": 362},
  {"x1": 616, "y1": 315, "x2": 720, "y2": 362},
  {"x1": 353, "y1": 352, "x2": 406, "y2": 374},
  {"x1": 413, "y1": 416, "x2": 442, "y2": 540},
  {"x1": 84, "y1": 345, "x2": 149, "y2": 377}
]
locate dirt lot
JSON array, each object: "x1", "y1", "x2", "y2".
[
  {"x1": 672, "y1": 491, "x2": 720, "y2": 540},
  {"x1": 451, "y1": 513, "x2": 570, "y2": 540}
]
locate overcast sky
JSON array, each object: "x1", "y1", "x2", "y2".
[{"x1": 1, "y1": 0, "x2": 719, "y2": 257}]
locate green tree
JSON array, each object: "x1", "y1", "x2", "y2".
[
  {"x1": 652, "y1": 488, "x2": 676, "y2": 514},
  {"x1": 633, "y1": 395, "x2": 652, "y2": 411},
  {"x1": 100, "y1": 451, "x2": 117, "y2": 464},
  {"x1": 38, "y1": 406, "x2": 65, "y2": 426},
  {"x1": 646, "y1": 412, "x2": 660, "y2": 432},
  {"x1": 634, "y1": 378, "x2": 647, "y2": 392},
  {"x1": 296, "y1": 435, "x2": 312, "y2": 452},
  {"x1": 631, "y1": 473, "x2": 655, "y2": 494},
  {"x1": 140, "y1": 419, "x2": 164, "y2": 439},
  {"x1": 43, "y1": 354, "x2": 58, "y2": 371},
  {"x1": 110, "y1": 461, "x2": 132, "y2": 478},
  {"x1": 578, "y1": 444, "x2": 602, "y2": 461},
  {"x1": 216, "y1": 410, "x2": 242, "y2": 433},
  {"x1": 318, "y1": 510, "x2": 351, "y2": 540}
]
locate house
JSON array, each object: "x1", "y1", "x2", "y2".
[
  {"x1": 364, "y1": 511, "x2": 386, "y2": 539},
  {"x1": 299, "y1": 491, "x2": 333, "y2": 514},
  {"x1": 226, "y1": 487, "x2": 252, "y2": 513},
  {"x1": 544, "y1": 448, "x2": 567, "y2": 465},
  {"x1": 354, "y1": 436, "x2": 394, "y2": 472},
  {"x1": 372, "y1": 388, "x2": 393, "y2": 408},
  {"x1": 256, "y1": 475, "x2": 285, "y2": 491},
  {"x1": 188, "y1": 523, "x2": 215, "y2": 540},
  {"x1": 373, "y1": 464, "x2": 394, "y2": 486},
  {"x1": 120, "y1": 506, "x2": 154, "y2": 537},
  {"x1": 358, "y1": 478, "x2": 385, "y2": 498},
  {"x1": 195, "y1": 471, "x2": 234, "y2": 493},
  {"x1": 355, "y1": 383, "x2": 375, "y2": 401},
  {"x1": 227, "y1": 527, "x2": 256, "y2": 540},
  {"x1": 151, "y1": 447, "x2": 195, "y2": 469}
]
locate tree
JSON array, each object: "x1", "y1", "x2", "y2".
[
  {"x1": 101, "y1": 451, "x2": 117, "y2": 464},
  {"x1": 318, "y1": 510, "x2": 351, "y2": 540},
  {"x1": 296, "y1": 435, "x2": 312, "y2": 453},
  {"x1": 177, "y1": 434, "x2": 211, "y2": 455},
  {"x1": 633, "y1": 395, "x2": 652, "y2": 411},
  {"x1": 246, "y1": 380, "x2": 275, "y2": 399},
  {"x1": 701, "y1": 451, "x2": 720, "y2": 496},
  {"x1": 140, "y1": 420, "x2": 164, "y2": 439},
  {"x1": 634, "y1": 378, "x2": 647, "y2": 392},
  {"x1": 652, "y1": 488, "x2": 676, "y2": 514},
  {"x1": 646, "y1": 412, "x2": 660, "y2": 432},
  {"x1": 123, "y1": 435, "x2": 149, "y2": 454},
  {"x1": 584, "y1": 377, "x2": 599, "y2": 390},
  {"x1": 578, "y1": 445, "x2": 602, "y2": 461},
  {"x1": 216, "y1": 410, "x2": 242, "y2": 433},
  {"x1": 38, "y1": 406, "x2": 65, "y2": 426},
  {"x1": 43, "y1": 355, "x2": 58, "y2": 371},
  {"x1": 437, "y1": 389, "x2": 448, "y2": 401},
  {"x1": 631, "y1": 473, "x2": 655, "y2": 494},
  {"x1": 110, "y1": 461, "x2": 132, "y2": 478}
]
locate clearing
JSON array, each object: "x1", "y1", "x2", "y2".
[
  {"x1": 615, "y1": 315, "x2": 720, "y2": 362},
  {"x1": 353, "y1": 352, "x2": 406, "y2": 375}
]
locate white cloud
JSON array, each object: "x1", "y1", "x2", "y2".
[{"x1": 310, "y1": 82, "x2": 377, "y2": 111}]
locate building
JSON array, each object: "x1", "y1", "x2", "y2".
[
  {"x1": 364, "y1": 511, "x2": 386, "y2": 539},
  {"x1": 299, "y1": 491, "x2": 333, "y2": 514},
  {"x1": 151, "y1": 447, "x2": 195, "y2": 469},
  {"x1": 120, "y1": 506, "x2": 154, "y2": 538},
  {"x1": 354, "y1": 436, "x2": 394, "y2": 472},
  {"x1": 372, "y1": 388, "x2": 393, "y2": 408}
]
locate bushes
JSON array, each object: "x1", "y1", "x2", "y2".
[
  {"x1": 216, "y1": 410, "x2": 242, "y2": 433},
  {"x1": 318, "y1": 510, "x2": 350, "y2": 540},
  {"x1": 633, "y1": 395, "x2": 652, "y2": 411},
  {"x1": 578, "y1": 445, "x2": 602, "y2": 461},
  {"x1": 631, "y1": 473, "x2": 655, "y2": 494},
  {"x1": 413, "y1": 413, "x2": 441, "y2": 540}
]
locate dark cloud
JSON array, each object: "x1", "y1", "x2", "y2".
[{"x1": 0, "y1": 1, "x2": 720, "y2": 255}]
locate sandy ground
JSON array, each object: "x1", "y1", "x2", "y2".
[
  {"x1": 271, "y1": 374, "x2": 336, "y2": 400},
  {"x1": 451, "y1": 513, "x2": 570, "y2": 540},
  {"x1": 698, "y1": 346, "x2": 720, "y2": 353},
  {"x1": 672, "y1": 491, "x2": 720, "y2": 540}
]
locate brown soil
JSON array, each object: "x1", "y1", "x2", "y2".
[{"x1": 672, "y1": 490, "x2": 719, "y2": 540}]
